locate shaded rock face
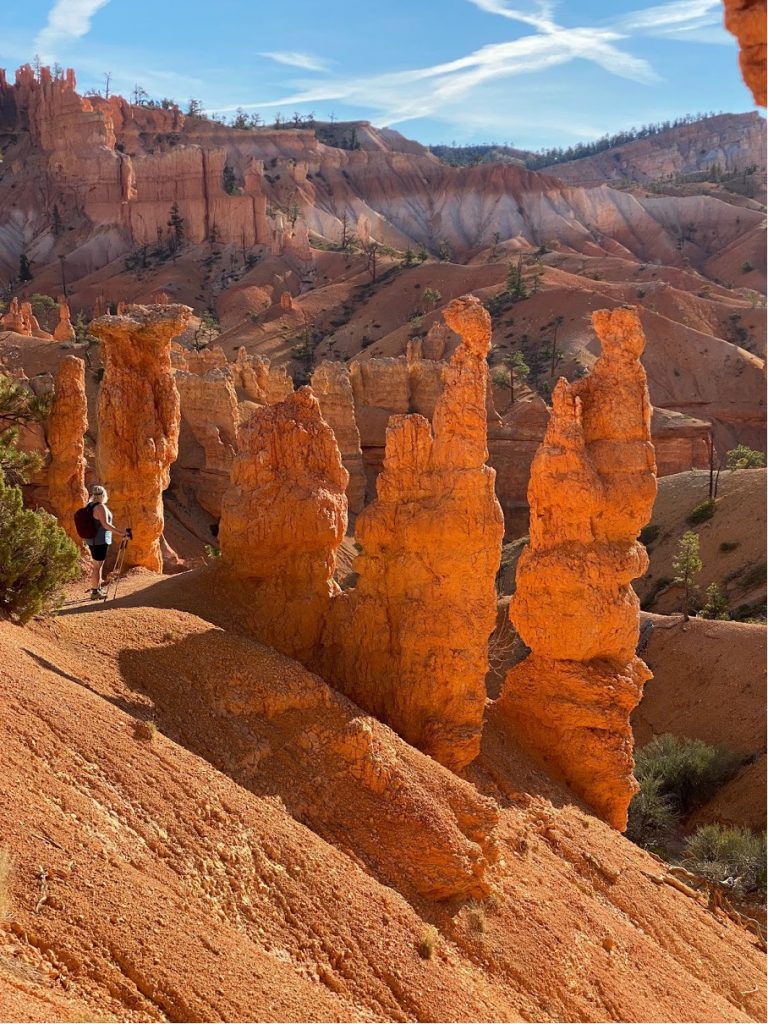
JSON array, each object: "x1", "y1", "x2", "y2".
[
  {"x1": 496, "y1": 306, "x2": 657, "y2": 830},
  {"x1": 310, "y1": 361, "x2": 366, "y2": 514},
  {"x1": 175, "y1": 368, "x2": 239, "y2": 517},
  {"x1": 323, "y1": 295, "x2": 504, "y2": 772},
  {"x1": 47, "y1": 355, "x2": 87, "y2": 540},
  {"x1": 219, "y1": 388, "x2": 349, "y2": 663},
  {"x1": 92, "y1": 304, "x2": 191, "y2": 571},
  {"x1": 173, "y1": 346, "x2": 294, "y2": 517},
  {"x1": 724, "y1": 0, "x2": 766, "y2": 106}
]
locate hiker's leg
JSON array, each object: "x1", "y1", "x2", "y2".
[{"x1": 91, "y1": 558, "x2": 101, "y2": 589}]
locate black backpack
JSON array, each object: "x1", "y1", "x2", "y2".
[{"x1": 74, "y1": 502, "x2": 99, "y2": 540}]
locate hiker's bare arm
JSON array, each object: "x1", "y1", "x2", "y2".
[{"x1": 94, "y1": 504, "x2": 125, "y2": 535}]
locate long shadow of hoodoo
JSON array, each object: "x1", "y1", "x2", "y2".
[{"x1": 116, "y1": 622, "x2": 499, "y2": 907}]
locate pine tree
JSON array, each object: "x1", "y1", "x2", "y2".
[{"x1": 673, "y1": 530, "x2": 703, "y2": 622}]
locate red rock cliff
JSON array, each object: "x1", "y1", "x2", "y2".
[
  {"x1": 496, "y1": 306, "x2": 657, "y2": 830},
  {"x1": 92, "y1": 304, "x2": 190, "y2": 571}
]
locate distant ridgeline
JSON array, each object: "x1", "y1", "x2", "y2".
[{"x1": 430, "y1": 112, "x2": 734, "y2": 169}]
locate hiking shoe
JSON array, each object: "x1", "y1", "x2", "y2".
[{"x1": 91, "y1": 588, "x2": 107, "y2": 600}]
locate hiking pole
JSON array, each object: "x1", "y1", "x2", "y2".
[{"x1": 104, "y1": 528, "x2": 131, "y2": 602}]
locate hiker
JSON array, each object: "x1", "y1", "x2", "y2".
[{"x1": 83, "y1": 485, "x2": 130, "y2": 599}]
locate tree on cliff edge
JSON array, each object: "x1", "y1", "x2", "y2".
[{"x1": 673, "y1": 530, "x2": 703, "y2": 622}]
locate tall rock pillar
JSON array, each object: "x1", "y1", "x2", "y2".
[
  {"x1": 48, "y1": 355, "x2": 88, "y2": 541},
  {"x1": 219, "y1": 388, "x2": 349, "y2": 662},
  {"x1": 496, "y1": 306, "x2": 657, "y2": 830},
  {"x1": 91, "y1": 304, "x2": 190, "y2": 572},
  {"x1": 323, "y1": 295, "x2": 504, "y2": 772}
]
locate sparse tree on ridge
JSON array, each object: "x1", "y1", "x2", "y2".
[{"x1": 673, "y1": 530, "x2": 703, "y2": 622}]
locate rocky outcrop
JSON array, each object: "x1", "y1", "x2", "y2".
[
  {"x1": 53, "y1": 300, "x2": 76, "y2": 342},
  {"x1": 1, "y1": 298, "x2": 29, "y2": 335},
  {"x1": 496, "y1": 306, "x2": 657, "y2": 830},
  {"x1": 230, "y1": 347, "x2": 293, "y2": 405},
  {"x1": 47, "y1": 355, "x2": 87, "y2": 539},
  {"x1": 310, "y1": 361, "x2": 366, "y2": 513},
  {"x1": 92, "y1": 304, "x2": 191, "y2": 571},
  {"x1": 724, "y1": 0, "x2": 766, "y2": 106},
  {"x1": 175, "y1": 367, "x2": 239, "y2": 516},
  {"x1": 219, "y1": 388, "x2": 349, "y2": 663},
  {"x1": 323, "y1": 296, "x2": 504, "y2": 772}
]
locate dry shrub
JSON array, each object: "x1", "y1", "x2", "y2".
[
  {"x1": 0, "y1": 849, "x2": 13, "y2": 922},
  {"x1": 416, "y1": 924, "x2": 438, "y2": 959}
]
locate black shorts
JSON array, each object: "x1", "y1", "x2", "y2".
[{"x1": 89, "y1": 543, "x2": 109, "y2": 562}]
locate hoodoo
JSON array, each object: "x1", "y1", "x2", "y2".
[
  {"x1": 219, "y1": 387, "x2": 349, "y2": 662},
  {"x1": 311, "y1": 360, "x2": 367, "y2": 514},
  {"x1": 53, "y1": 299, "x2": 77, "y2": 342},
  {"x1": 323, "y1": 295, "x2": 504, "y2": 772},
  {"x1": 91, "y1": 304, "x2": 191, "y2": 571},
  {"x1": 496, "y1": 306, "x2": 657, "y2": 830},
  {"x1": 47, "y1": 355, "x2": 88, "y2": 541}
]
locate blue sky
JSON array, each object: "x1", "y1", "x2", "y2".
[{"x1": 0, "y1": 0, "x2": 761, "y2": 149}]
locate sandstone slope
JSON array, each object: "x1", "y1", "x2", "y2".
[{"x1": 0, "y1": 590, "x2": 764, "y2": 1022}]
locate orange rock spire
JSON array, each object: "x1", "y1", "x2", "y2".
[
  {"x1": 53, "y1": 299, "x2": 77, "y2": 342},
  {"x1": 47, "y1": 355, "x2": 88, "y2": 541},
  {"x1": 723, "y1": 0, "x2": 766, "y2": 106},
  {"x1": 323, "y1": 295, "x2": 504, "y2": 772},
  {"x1": 496, "y1": 306, "x2": 657, "y2": 830},
  {"x1": 91, "y1": 304, "x2": 191, "y2": 571},
  {"x1": 219, "y1": 387, "x2": 349, "y2": 662}
]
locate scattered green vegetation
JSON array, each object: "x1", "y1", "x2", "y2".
[
  {"x1": 687, "y1": 499, "x2": 715, "y2": 525},
  {"x1": 726, "y1": 445, "x2": 765, "y2": 470},
  {"x1": 672, "y1": 531, "x2": 702, "y2": 621},
  {"x1": 0, "y1": 475, "x2": 80, "y2": 623},
  {"x1": 639, "y1": 523, "x2": 660, "y2": 546},
  {"x1": 627, "y1": 735, "x2": 743, "y2": 848},
  {"x1": 683, "y1": 824, "x2": 766, "y2": 899},
  {"x1": 700, "y1": 582, "x2": 729, "y2": 620}
]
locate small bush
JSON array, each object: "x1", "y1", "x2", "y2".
[
  {"x1": 416, "y1": 924, "x2": 438, "y2": 959},
  {"x1": 741, "y1": 260, "x2": 753, "y2": 274},
  {"x1": 0, "y1": 476, "x2": 80, "y2": 623},
  {"x1": 626, "y1": 774, "x2": 679, "y2": 846},
  {"x1": 726, "y1": 445, "x2": 765, "y2": 470},
  {"x1": 491, "y1": 368, "x2": 511, "y2": 388},
  {"x1": 687, "y1": 499, "x2": 715, "y2": 525},
  {"x1": 634, "y1": 734, "x2": 742, "y2": 816},
  {"x1": 465, "y1": 900, "x2": 485, "y2": 933},
  {"x1": 0, "y1": 848, "x2": 12, "y2": 921},
  {"x1": 133, "y1": 720, "x2": 157, "y2": 742},
  {"x1": 683, "y1": 824, "x2": 766, "y2": 898},
  {"x1": 719, "y1": 541, "x2": 740, "y2": 553},
  {"x1": 639, "y1": 523, "x2": 660, "y2": 546},
  {"x1": 700, "y1": 582, "x2": 729, "y2": 620}
]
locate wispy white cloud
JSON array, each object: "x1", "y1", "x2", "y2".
[
  {"x1": 259, "y1": 50, "x2": 330, "y2": 72},
  {"x1": 214, "y1": 0, "x2": 728, "y2": 128},
  {"x1": 35, "y1": 0, "x2": 111, "y2": 59},
  {"x1": 617, "y1": 0, "x2": 721, "y2": 32}
]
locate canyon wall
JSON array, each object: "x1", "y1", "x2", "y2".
[
  {"x1": 311, "y1": 361, "x2": 367, "y2": 514},
  {"x1": 496, "y1": 306, "x2": 657, "y2": 830},
  {"x1": 47, "y1": 355, "x2": 87, "y2": 541},
  {"x1": 92, "y1": 304, "x2": 190, "y2": 570}
]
